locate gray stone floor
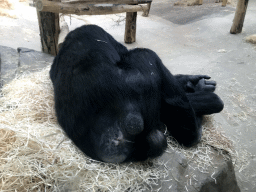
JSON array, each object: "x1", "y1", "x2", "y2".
[{"x1": 0, "y1": 0, "x2": 256, "y2": 191}]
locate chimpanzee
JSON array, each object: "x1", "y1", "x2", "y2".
[{"x1": 50, "y1": 25, "x2": 224, "y2": 163}]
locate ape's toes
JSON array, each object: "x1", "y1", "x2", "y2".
[{"x1": 125, "y1": 113, "x2": 144, "y2": 135}]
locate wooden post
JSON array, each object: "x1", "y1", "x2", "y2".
[
  {"x1": 125, "y1": 12, "x2": 137, "y2": 43},
  {"x1": 142, "y1": 2, "x2": 151, "y2": 17},
  {"x1": 0, "y1": 53, "x2": 1, "y2": 88},
  {"x1": 36, "y1": 0, "x2": 60, "y2": 55},
  {"x1": 222, "y1": 0, "x2": 227, "y2": 6},
  {"x1": 198, "y1": 0, "x2": 203, "y2": 5},
  {"x1": 230, "y1": 0, "x2": 249, "y2": 34}
]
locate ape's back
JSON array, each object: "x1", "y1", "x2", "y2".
[
  {"x1": 50, "y1": 25, "x2": 127, "y2": 83},
  {"x1": 49, "y1": 25, "x2": 166, "y2": 162}
]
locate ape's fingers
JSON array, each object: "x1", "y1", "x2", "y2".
[
  {"x1": 205, "y1": 80, "x2": 216, "y2": 86},
  {"x1": 197, "y1": 78, "x2": 205, "y2": 86},
  {"x1": 190, "y1": 75, "x2": 211, "y2": 84},
  {"x1": 202, "y1": 75, "x2": 211, "y2": 80},
  {"x1": 194, "y1": 78, "x2": 206, "y2": 92},
  {"x1": 204, "y1": 85, "x2": 216, "y2": 92}
]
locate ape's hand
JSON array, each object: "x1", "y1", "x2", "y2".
[
  {"x1": 187, "y1": 77, "x2": 216, "y2": 92},
  {"x1": 175, "y1": 75, "x2": 215, "y2": 92}
]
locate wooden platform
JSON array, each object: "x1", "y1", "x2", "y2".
[{"x1": 36, "y1": 0, "x2": 152, "y2": 55}]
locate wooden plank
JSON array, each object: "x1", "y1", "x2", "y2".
[
  {"x1": 36, "y1": 0, "x2": 60, "y2": 55},
  {"x1": 61, "y1": 0, "x2": 152, "y2": 4},
  {"x1": 124, "y1": 12, "x2": 137, "y2": 43},
  {"x1": 0, "y1": 53, "x2": 1, "y2": 88},
  {"x1": 230, "y1": 0, "x2": 249, "y2": 34},
  {"x1": 222, "y1": 0, "x2": 227, "y2": 7},
  {"x1": 37, "y1": 1, "x2": 147, "y2": 15}
]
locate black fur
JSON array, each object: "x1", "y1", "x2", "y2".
[{"x1": 50, "y1": 25, "x2": 224, "y2": 163}]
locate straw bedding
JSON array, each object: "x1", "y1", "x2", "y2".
[
  {"x1": 0, "y1": 0, "x2": 18, "y2": 18},
  {"x1": 0, "y1": 66, "x2": 235, "y2": 191}
]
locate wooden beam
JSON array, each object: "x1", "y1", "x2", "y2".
[
  {"x1": 61, "y1": 0, "x2": 152, "y2": 4},
  {"x1": 222, "y1": 0, "x2": 227, "y2": 7},
  {"x1": 230, "y1": 0, "x2": 249, "y2": 34},
  {"x1": 0, "y1": 53, "x2": 1, "y2": 88},
  {"x1": 36, "y1": 0, "x2": 147, "y2": 15},
  {"x1": 124, "y1": 12, "x2": 137, "y2": 43}
]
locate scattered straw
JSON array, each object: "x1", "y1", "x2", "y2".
[
  {"x1": 0, "y1": 0, "x2": 28, "y2": 18},
  {"x1": 166, "y1": 116, "x2": 235, "y2": 175},
  {"x1": 245, "y1": 34, "x2": 256, "y2": 45},
  {"x1": 0, "y1": 66, "x2": 235, "y2": 191},
  {"x1": 174, "y1": 0, "x2": 201, "y2": 6},
  {"x1": 0, "y1": 0, "x2": 17, "y2": 18}
]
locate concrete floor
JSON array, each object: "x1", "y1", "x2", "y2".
[{"x1": 0, "y1": 0, "x2": 256, "y2": 191}]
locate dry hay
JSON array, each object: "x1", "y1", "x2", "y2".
[
  {"x1": 0, "y1": 0, "x2": 17, "y2": 18},
  {"x1": 0, "y1": 66, "x2": 236, "y2": 191},
  {"x1": 245, "y1": 34, "x2": 256, "y2": 44},
  {"x1": 0, "y1": 0, "x2": 27, "y2": 18},
  {"x1": 174, "y1": 0, "x2": 202, "y2": 6}
]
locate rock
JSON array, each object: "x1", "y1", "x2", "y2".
[
  {"x1": 0, "y1": 45, "x2": 19, "y2": 86},
  {"x1": 146, "y1": 147, "x2": 240, "y2": 192},
  {"x1": 218, "y1": 49, "x2": 227, "y2": 53},
  {"x1": 16, "y1": 47, "x2": 54, "y2": 74},
  {"x1": 0, "y1": 46, "x2": 54, "y2": 86}
]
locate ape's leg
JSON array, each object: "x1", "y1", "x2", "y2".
[
  {"x1": 137, "y1": 49, "x2": 203, "y2": 147},
  {"x1": 120, "y1": 48, "x2": 211, "y2": 148},
  {"x1": 146, "y1": 52, "x2": 223, "y2": 146},
  {"x1": 118, "y1": 48, "x2": 201, "y2": 148}
]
